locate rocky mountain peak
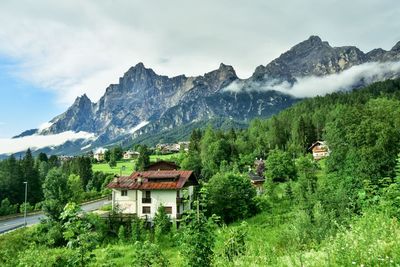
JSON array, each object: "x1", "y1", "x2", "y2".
[
  {"x1": 18, "y1": 36, "x2": 400, "y2": 157},
  {"x1": 201, "y1": 63, "x2": 238, "y2": 92},
  {"x1": 306, "y1": 35, "x2": 323, "y2": 44},
  {"x1": 391, "y1": 41, "x2": 400, "y2": 52},
  {"x1": 73, "y1": 94, "x2": 92, "y2": 107},
  {"x1": 125, "y1": 62, "x2": 156, "y2": 77},
  {"x1": 292, "y1": 35, "x2": 328, "y2": 51}
]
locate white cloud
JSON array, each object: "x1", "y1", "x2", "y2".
[
  {"x1": 224, "y1": 61, "x2": 400, "y2": 98},
  {"x1": 0, "y1": 0, "x2": 399, "y2": 106},
  {"x1": 0, "y1": 131, "x2": 95, "y2": 155}
]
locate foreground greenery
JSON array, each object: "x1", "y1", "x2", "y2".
[{"x1": 1, "y1": 79, "x2": 400, "y2": 266}]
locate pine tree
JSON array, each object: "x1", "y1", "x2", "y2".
[
  {"x1": 136, "y1": 145, "x2": 150, "y2": 171},
  {"x1": 22, "y1": 149, "x2": 42, "y2": 204}
]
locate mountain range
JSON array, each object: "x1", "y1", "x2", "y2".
[{"x1": 7, "y1": 36, "x2": 400, "y2": 156}]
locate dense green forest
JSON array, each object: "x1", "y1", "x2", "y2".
[
  {"x1": 1, "y1": 79, "x2": 400, "y2": 266},
  {"x1": 0, "y1": 151, "x2": 111, "y2": 216}
]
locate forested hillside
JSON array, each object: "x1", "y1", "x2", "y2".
[
  {"x1": 1, "y1": 79, "x2": 400, "y2": 266},
  {"x1": 0, "y1": 151, "x2": 111, "y2": 216}
]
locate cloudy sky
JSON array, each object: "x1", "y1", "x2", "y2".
[{"x1": 0, "y1": 0, "x2": 399, "y2": 137}]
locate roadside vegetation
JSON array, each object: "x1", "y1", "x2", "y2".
[{"x1": 1, "y1": 79, "x2": 400, "y2": 266}]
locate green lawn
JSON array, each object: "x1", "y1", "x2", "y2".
[
  {"x1": 92, "y1": 160, "x2": 135, "y2": 175},
  {"x1": 149, "y1": 153, "x2": 181, "y2": 162},
  {"x1": 92, "y1": 153, "x2": 181, "y2": 175}
]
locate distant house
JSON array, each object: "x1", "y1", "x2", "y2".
[
  {"x1": 309, "y1": 141, "x2": 330, "y2": 160},
  {"x1": 59, "y1": 155, "x2": 74, "y2": 162},
  {"x1": 107, "y1": 169, "x2": 198, "y2": 221},
  {"x1": 156, "y1": 143, "x2": 181, "y2": 154},
  {"x1": 178, "y1": 141, "x2": 190, "y2": 152},
  {"x1": 123, "y1": 150, "x2": 140, "y2": 160},
  {"x1": 248, "y1": 158, "x2": 265, "y2": 195},
  {"x1": 94, "y1": 148, "x2": 108, "y2": 162},
  {"x1": 248, "y1": 172, "x2": 265, "y2": 195},
  {"x1": 146, "y1": 161, "x2": 179, "y2": 171}
]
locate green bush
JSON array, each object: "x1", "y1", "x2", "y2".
[
  {"x1": 132, "y1": 241, "x2": 169, "y2": 267},
  {"x1": 33, "y1": 219, "x2": 65, "y2": 247},
  {"x1": 118, "y1": 225, "x2": 126, "y2": 244},
  {"x1": 0, "y1": 227, "x2": 36, "y2": 266},
  {"x1": 154, "y1": 205, "x2": 171, "y2": 242},
  {"x1": 223, "y1": 221, "x2": 248, "y2": 261},
  {"x1": 180, "y1": 210, "x2": 216, "y2": 267},
  {"x1": 19, "y1": 202, "x2": 34, "y2": 214},
  {"x1": 0, "y1": 198, "x2": 17, "y2": 216},
  {"x1": 205, "y1": 172, "x2": 257, "y2": 223}
]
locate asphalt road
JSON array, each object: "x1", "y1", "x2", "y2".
[{"x1": 0, "y1": 199, "x2": 110, "y2": 234}]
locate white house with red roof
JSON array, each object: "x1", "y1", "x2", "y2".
[
  {"x1": 308, "y1": 141, "x2": 330, "y2": 160},
  {"x1": 107, "y1": 168, "x2": 198, "y2": 221}
]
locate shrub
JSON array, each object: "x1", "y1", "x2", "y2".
[
  {"x1": 131, "y1": 216, "x2": 147, "y2": 242},
  {"x1": 223, "y1": 221, "x2": 248, "y2": 261},
  {"x1": 132, "y1": 241, "x2": 169, "y2": 267},
  {"x1": 118, "y1": 225, "x2": 126, "y2": 243},
  {"x1": 180, "y1": 210, "x2": 216, "y2": 267},
  {"x1": 0, "y1": 198, "x2": 17, "y2": 216},
  {"x1": 19, "y1": 202, "x2": 34, "y2": 214},
  {"x1": 154, "y1": 205, "x2": 171, "y2": 242},
  {"x1": 33, "y1": 219, "x2": 65, "y2": 247},
  {"x1": 205, "y1": 172, "x2": 257, "y2": 223}
]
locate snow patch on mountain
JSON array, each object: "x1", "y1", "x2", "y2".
[{"x1": 129, "y1": 121, "x2": 149, "y2": 133}]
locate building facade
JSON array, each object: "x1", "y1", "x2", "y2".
[
  {"x1": 107, "y1": 170, "x2": 197, "y2": 221},
  {"x1": 309, "y1": 141, "x2": 330, "y2": 160}
]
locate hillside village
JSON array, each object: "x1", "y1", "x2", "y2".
[{"x1": 1, "y1": 79, "x2": 400, "y2": 266}]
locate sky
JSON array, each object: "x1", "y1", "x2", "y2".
[{"x1": 0, "y1": 0, "x2": 399, "y2": 138}]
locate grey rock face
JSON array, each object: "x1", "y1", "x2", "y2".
[
  {"x1": 252, "y1": 36, "x2": 400, "y2": 85},
  {"x1": 16, "y1": 36, "x2": 400, "y2": 155}
]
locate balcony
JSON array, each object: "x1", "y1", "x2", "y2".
[{"x1": 142, "y1": 198, "x2": 151, "y2": 204}]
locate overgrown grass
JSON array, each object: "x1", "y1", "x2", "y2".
[{"x1": 2, "y1": 209, "x2": 399, "y2": 266}]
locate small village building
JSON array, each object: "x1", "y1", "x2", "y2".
[
  {"x1": 248, "y1": 172, "x2": 265, "y2": 195},
  {"x1": 107, "y1": 170, "x2": 198, "y2": 221},
  {"x1": 93, "y1": 148, "x2": 108, "y2": 162},
  {"x1": 309, "y1": 141, "x2": 330, "y2": 160},
  {"x1": 123, "y1": 150, "x2": 140, "y2": 160},
  {"x1": 178, "y1": 141, "x2": 190, "y2": 152},
  {"x1": 156, "y1": 143, "x2": 181, "y2": 154},
  {"x1": 248, "y1": 158, "x2": 266, "y2": 195}
]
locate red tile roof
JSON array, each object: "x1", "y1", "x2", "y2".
[{"x1": 107, "y1": 170, "x2": 196, "y2": 190}]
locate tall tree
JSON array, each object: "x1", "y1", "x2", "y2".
[
  {"x1": 21, "y1": 149, "x2": 42, "y2": 203},
  {"x1": 136, "y1": 145, "x2": 150, "y2": 171},
  {"x1": 265, "y1": 149, "x2": 296, "y2": 182},
  {"x1": 42, "y1": 168, "x2": 72, "y2": 221},
  {"x1": 205, "y1": 172, "x2": 257, "y2": 223}
]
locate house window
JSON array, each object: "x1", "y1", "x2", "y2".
[
  {"x1": 121, "y1": 190, "x2": 128, "y2": 196},
  {"x1": 142, "y1": 206, "x2": 151, "y2": 214},
  {"x1": 164, "y1": 206, "x2": 172, "y2": 214},
  {"x1": 142, "y1": 191, "x2": 151, "y2": 203}
]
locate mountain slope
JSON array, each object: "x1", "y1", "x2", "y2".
[{"x1": 8, "y1": 36, "x2": 400, "y2": 156}]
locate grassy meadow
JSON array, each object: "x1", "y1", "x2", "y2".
[{"x1": 92, "y1": 153, "x2": 181, "y2": 175}]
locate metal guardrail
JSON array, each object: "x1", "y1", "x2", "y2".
[{"x1": 0, "y1": 223, "x2": 25, "y2": 234}]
